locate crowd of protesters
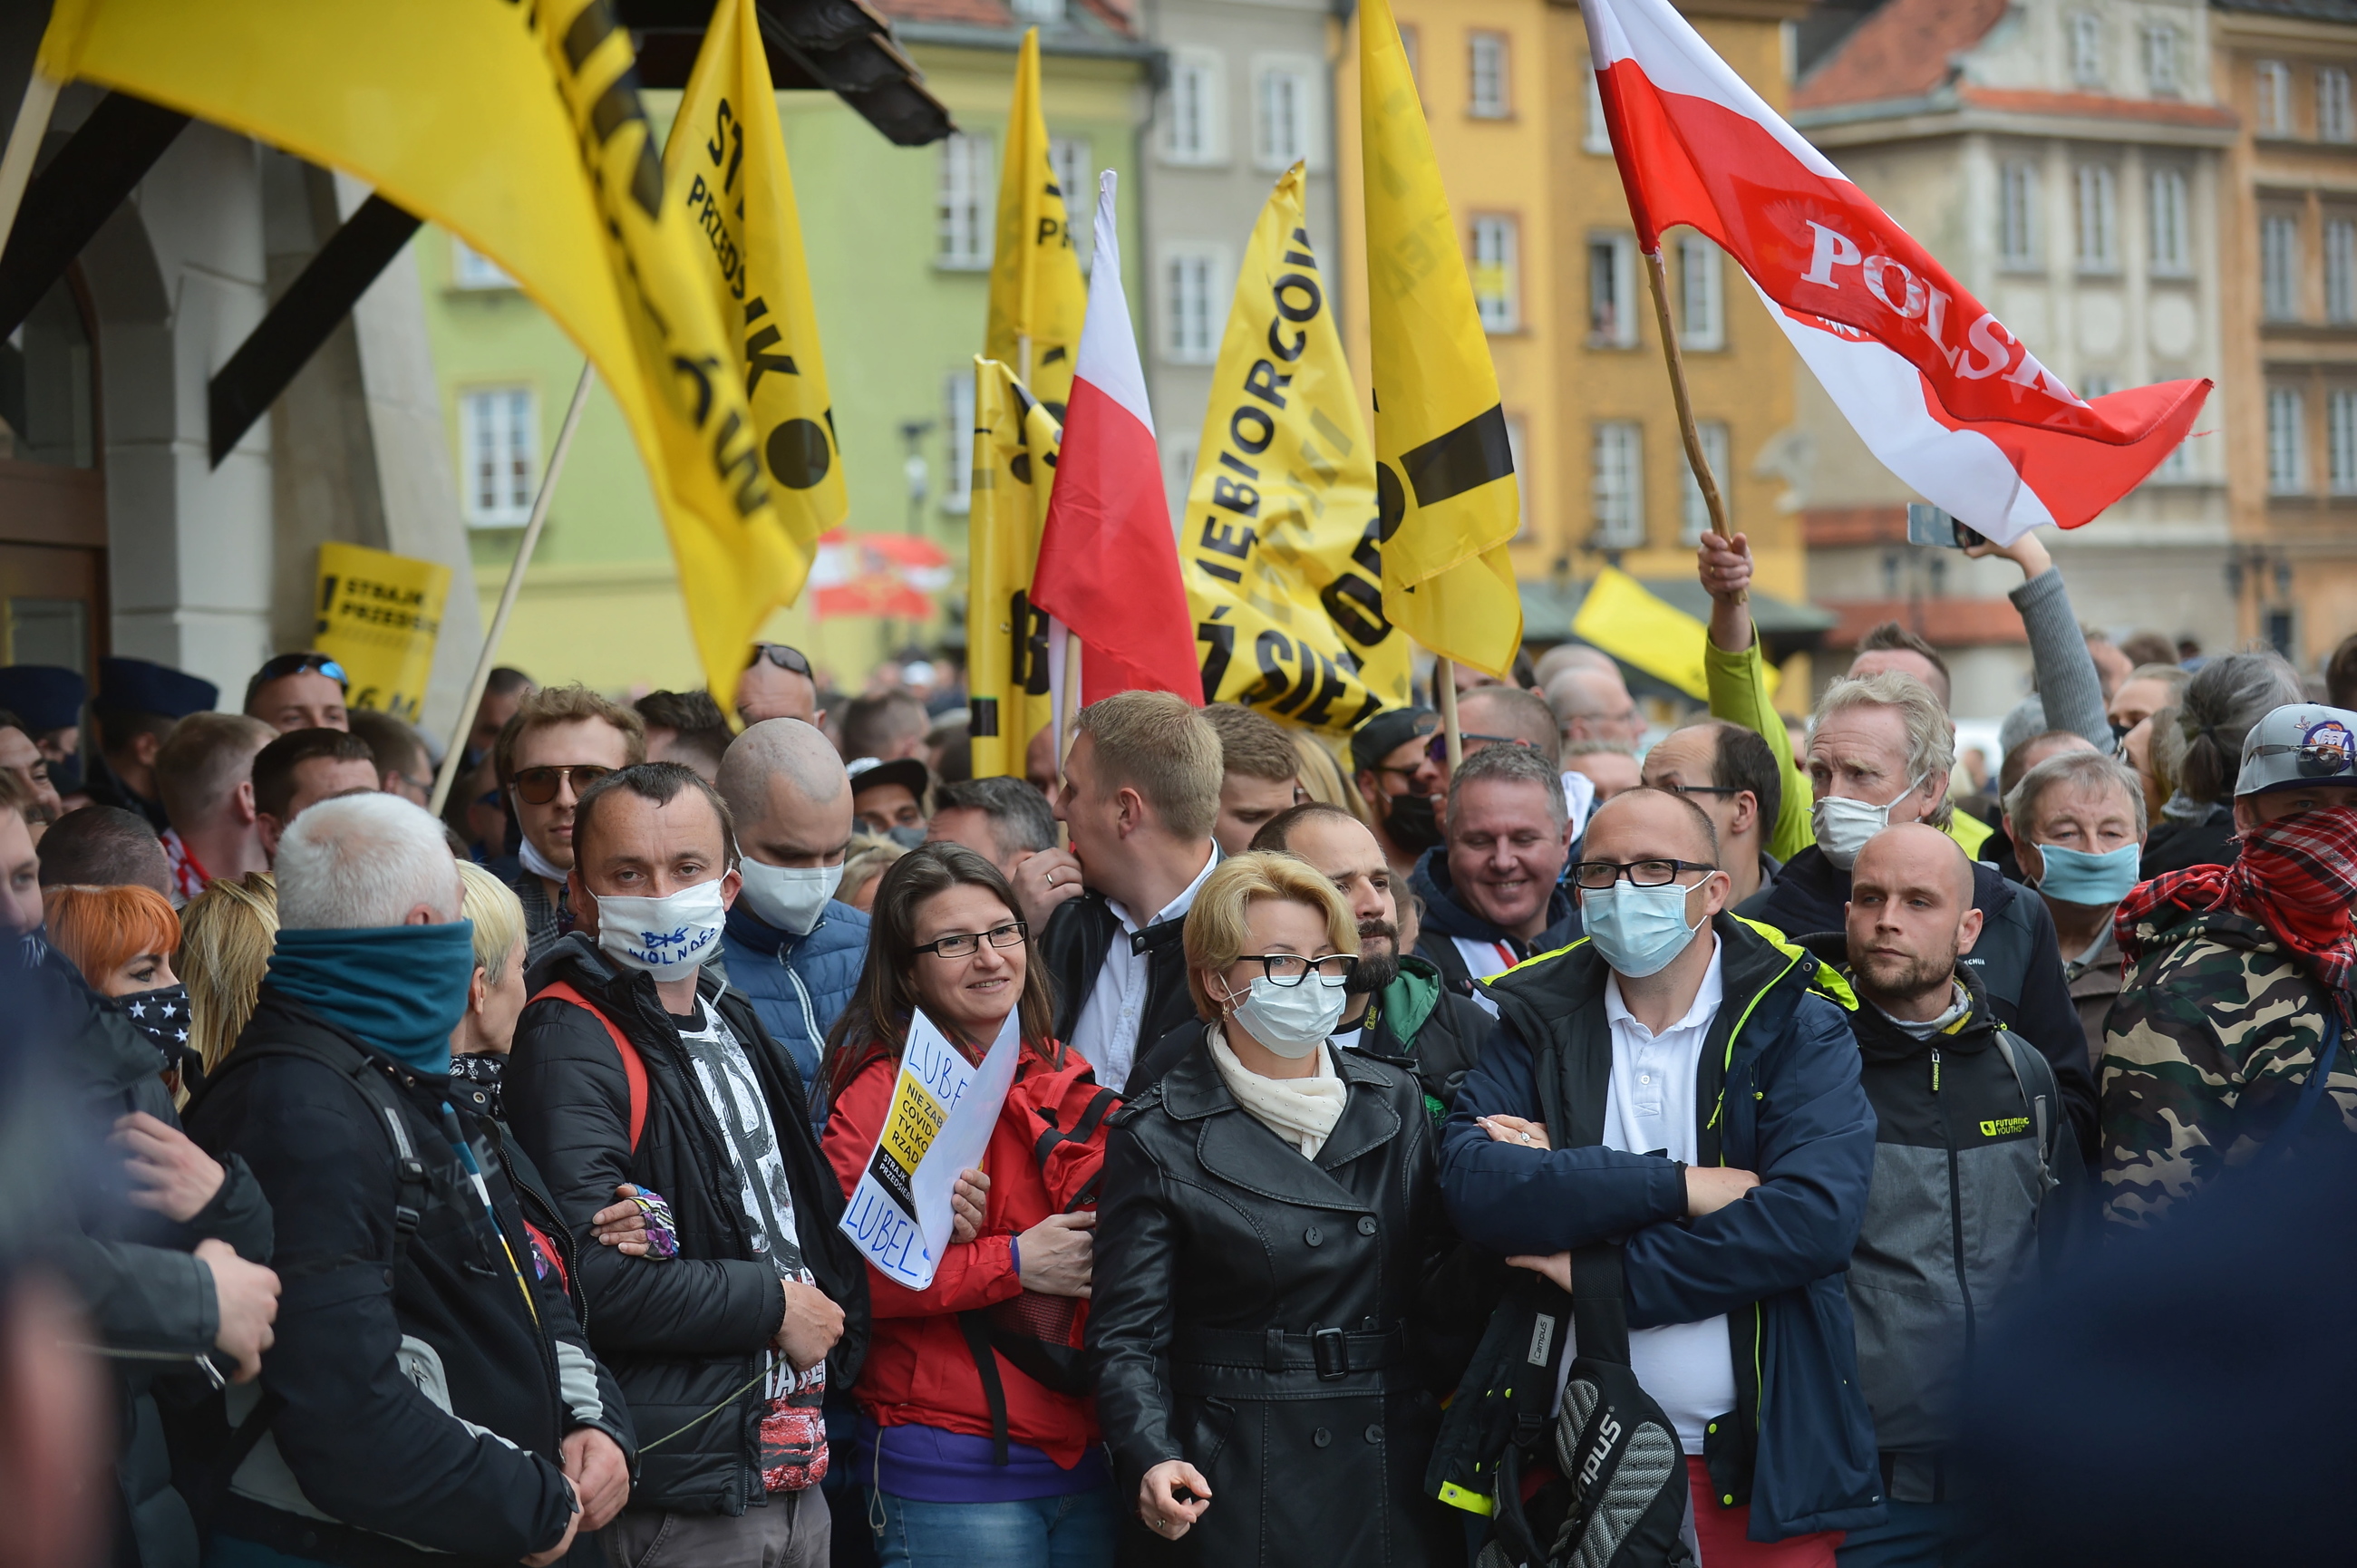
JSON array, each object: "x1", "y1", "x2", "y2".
[{"x1": 9, "y1": 530, "x2": 2357, "y2": 1568}]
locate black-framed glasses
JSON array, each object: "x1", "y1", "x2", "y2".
[
  {"x1": 1233, "y1": 953, "x2": 1359, "y2": 986},
  {"x1": 1657, "y1": 782, "x2": 1739, "y2": 799},
  {"x1": 1571, "y1": 858, "x2": 1718, "y2": 891},
  {"x1": 916, "y1": 920, "x2": 1028, "y2": 960},
  {"x1": 746, "y1": 643, "x2": 814, "y2": 677},
  {"x1": 509, "y1": 763, "x2": 615, "y2": 805},
  {"x1": 245, "y1": 652, "x2": 348, "y2": 706},
  {"x1": 1426, "y1": 731, "x2": 1531, "y2": 766}
]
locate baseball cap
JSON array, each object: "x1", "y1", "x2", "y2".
[
  {"x1": 1350, "y1": 706, "x2": 1440, "y2": 775},
  {"x1": 846, "y1": 755, "x2": 932, "y2": 803},
  {"x1": 2236, "y1": 703, "x2": 2357, "y2": 798}
]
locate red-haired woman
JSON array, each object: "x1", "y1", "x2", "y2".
[{"x1": 46, "y1": 883, "x2": 198, "y2": 1092}]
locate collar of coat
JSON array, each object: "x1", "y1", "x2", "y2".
[{"x1": 1149, "y1": 1032, "x2": 1404, "y2": 1213}]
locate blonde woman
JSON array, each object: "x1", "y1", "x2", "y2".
[
  {"x1": 176, "y1": 871, "x2": 277, "y2": 1074},
  {"x1": 1089, "y1": 852, "x2": 1450, "y2": 1565}
]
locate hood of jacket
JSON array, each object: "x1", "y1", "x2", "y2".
[
  {"x1": 1373, "y1": 953, "x2": 1444, "y2": 1042},
  {"x1": 1409, "y1": 846, "x2": 1577, "y2": 949}
]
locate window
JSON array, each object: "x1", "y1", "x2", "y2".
[
  {"x1": 2324, "y1": 68, "x2": 2354, "y2": 142},
  {"x1": 451, "y1": 237, "x2": 515, "y2": 290},
  {"x1": 2068, "y1": 12, "x2": 2103, "y2": 88},
  {"x1": 936, "y1": 132, "x2": 993, "y2": 270},
  {"x1": 461, "y1": 386, "x2": 537, "y2": 528},
  {"x1": 1164, "y1": 247, "x2": 1225, "y2": 364},
  {"x1": 2263, "y1": 213, "x2": 2303, "y2": 320},
  {"x1": 1588, "y1": 233, "x2": 1638, "y2": 347},
  {"x1": 2080, "y1": 371, "x2": 2118, "y2": 399},
  {"x1": 2145, "y1": 24, "x2": 2180, "y2": 95},
  {"x1": 1507, "y1": 415, "x2": 1531, "y2": 539},
  {"x1": 2331, "y1": 220, "x2": 2357, "y2": 323},
  {"x1": 2333, "y1": 390, "x2": 2357, "y2": 493},
  {"x1": 1165, "y1": 50, "x2": 1226, "y2": 165},
  {"x1": 1999, "y1": 160, "x2": 2039, "y2": 267},
  {"x1": 2075, "y1": 162, "x2": 2118, "y2": 271},
  {"x1": 1680, "y1": 421, "x2": 1731, "y2": 544},
  {"x1": 2149, "y1": 166, "x2": 2189, "y2": 275},
  {"x1": 2257, "y1": 60, "x2": 2293, "y2": 136},
  {"x1": 1592, "y1": 421, "x2": 1644, "y2": 547},
  {"x1": 2268, "y1": 385, "x2": 2308, "y2": 494},
  {"x1": 1584, "y1": 72, "x2": 1613, "y2": 154},
  {"x1": 2154, "y1": 432, "x2": 2195, "y2": 481},
  {"x1": 1679, "y1": 233, "x2": 1723, "y2": 350},
  {"x1": 1010, "y1": 0, "x2": 1063, "y2": 19},
  {"x1": 1049, "y1": 136, "x2": 1090, "y2": 215},
  {"x1": 1469, "y1": 33, "x2": 1510, "y2": 119},
  {"x1": 1471, "y1": 216, "x2": 1519, "y2": 333},
  {"x1": 1255, "y1": 63, "x2": 1313, "y2": 170},
  {"x1": 942, "y1": 371, "x2": 975, "y2": 515}
]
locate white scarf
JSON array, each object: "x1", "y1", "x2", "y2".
[{"x1": 1208, "y1": 1025, "x2": 1347, "y2": 1158}]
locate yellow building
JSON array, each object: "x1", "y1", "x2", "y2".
[{"x1": 1335, "y1": 0, "x2": 1820, "y2": 690}]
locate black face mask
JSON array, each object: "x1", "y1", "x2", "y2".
[
  {"x1": 1383, "y1": 791, "x2": 1444, "y2": 855},
  {"x1": 111, "y1": 982, "x2": 201, "y2": 1087}
]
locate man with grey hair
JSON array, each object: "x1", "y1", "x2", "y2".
[
  {"x1": 715, "y1": 719, "x2": 870, "y2": 1098},
  {"x1": 926, "y1": 774, "x2": 1058, "y2": 879},
  {"x1": 187, "y1": 792, "x2": 635, "y2": 1568},
  {"x1": 1411, "y1": 741, "x2": 1579, "y2": 1003},
  {"x1": 2004, "y1": 750, "x2": 2150, "y2": 1073},
  {"x1": 1742, "y1": 672, "x2": 2098, "y2": 1153}
]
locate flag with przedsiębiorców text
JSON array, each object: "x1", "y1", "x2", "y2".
[
  {"x1": 984, "y1": 28, "x2": 1088, "y2": 423},
  {"x1": 1185, "y1": 162, "x2": 1409, "y2": 732},
  {"x1": 966, "y1": 358, "x2": 1064, "y2": 779},
  {"x1": 1358, "y1": 0, "x2": 1525, "y2": 679},
  {"x1": 33, "y1": 0, "x2": 802, "y2": 711}
]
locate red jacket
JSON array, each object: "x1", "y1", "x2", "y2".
[{"x1": 822, "y1": 1040, "x2": 1113, "y2": 1466}]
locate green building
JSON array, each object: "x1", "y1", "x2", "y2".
[{"x1": 418, "y1": 7, "x2": 1151, "y2": 696}]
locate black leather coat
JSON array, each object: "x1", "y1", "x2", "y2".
[{"x1": 1088, "y1": 1032, "x2": 1456, "y2": 1567}]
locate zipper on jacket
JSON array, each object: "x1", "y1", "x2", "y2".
[{"x1": 1931, "y1": 1046, "x2": 1976, "y2": 1360}]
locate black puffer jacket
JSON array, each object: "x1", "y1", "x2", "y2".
[
  {"x1": 504, "y1": 936, "x2": 868, "y2": 1516},
  {"x1": 1089, "y1": 1036, "x2": 1457, "y2": 1566}
]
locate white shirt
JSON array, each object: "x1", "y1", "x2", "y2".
[
  {"x1": 1451, "y1": 936, "x2": 1518, "y2": 1018},
  {"x1": 1560, "y1": 769, "x2": 1597, "y2": 842},
  {"x1": 1070, "y1": 847, "x2": 1218, "y2": 1091},
  {"x1": 1553, "y1": 942, "x2": 1735, "y2": 1449}
]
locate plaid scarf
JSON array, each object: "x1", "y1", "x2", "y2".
[{"x1": 2116, "y1": 806, "x2": 2357, "y2": 1018}]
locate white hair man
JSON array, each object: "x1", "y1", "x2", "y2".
[
  {"x1": 2003, "y1": 750, "x2": 2149, "y2": 1074},
  {"x1": 184, "y1": 792, "x2": 635, "y2": 1568}
]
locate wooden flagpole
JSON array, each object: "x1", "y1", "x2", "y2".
[
  {"x1": 1433, "y1": 657, "x2": 1463, "y2": 772},
  {"x1": 1643, "y1": 247, "x2": 1744, "y2": 607}
]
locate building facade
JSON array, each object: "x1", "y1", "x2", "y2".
[{"x1": 1790, "y1": 0, "x2": 2241, "y2": 715}]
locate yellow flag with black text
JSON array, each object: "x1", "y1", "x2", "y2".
[
  {"x1": 35, "y1": 0, "x2": 797, "y2": 708},
  {"x1": 966, "y1": 358, "x2": 1064, "y2": 779},
  {"x1": 664, "y1": 0, "x2": 844, "y2": 609},
  {"x1": 1185, "y1": 165, "x2": 1409, "y2": 732},
  {"x1": 1358, "y1": 0, "x2": 1525, "y2": 676},
  {"x1": 984, "y1": 29, "x2": 1088, "y2": 419}
]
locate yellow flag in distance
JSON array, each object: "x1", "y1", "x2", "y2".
[
  {"x1": 966, "y1": 358, "x2": 1065, "y2": 779},
  {"x1": 664, "y1": 0, "x2": 846, "y2": 609},
  {"x1": 1357, "y1": 0, "x2": 1525, "y2": 677},
  {"x1": 984, "y1": 28, "x2": 1089, "y2": 420},
  {"x1": 1184, "y1": 164, "x2": 1409, "y2": 732},
  {"x1": 36, "y1": 0, "x2": 798, "y2": 709}
]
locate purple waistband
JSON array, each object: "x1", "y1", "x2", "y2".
[{"x1": 855, "y1": 1418, "x2": 1111, "y2": 1504}]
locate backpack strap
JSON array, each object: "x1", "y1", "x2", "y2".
[
  {"x1": 534, "y1": 980, "x2": 648, "y2": 1152},
  {"x1": 1991, "y1": 1030, "x2": 2062, "y2": 1197},
  {"x1": 1032, "y1": 1086, "x2": 1119, "y2": 1168}
]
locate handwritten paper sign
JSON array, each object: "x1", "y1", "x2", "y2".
[{"x1": 837, "y1": 1008, "x2": 1020, "y2": 1290}]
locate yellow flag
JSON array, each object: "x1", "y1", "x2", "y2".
[
  {"x1": 314, "y1": 543, "x2": 451, "y2": 723},
  {"x1": 1185, "y1": 165, "x2": 1409, "y2": 732},
  {"x1": 966, "y1": 358, "x2": 1064, "y2": 779},
  {"x1": 664, "y1": 0, "x2": 844, "y2": 607},
  {"x1": 1358, "y1": 0, "x2": 1525, "y2": 676},
  {"x1": 1572, "y1": 567, "x2": 1784, "y2": 703},
  {"x1": 35, "y1": 0, "x2": 796, "y2": 709},
  {"x1": 984, "y1": 29, "x2": 1088, "y2": 419}
]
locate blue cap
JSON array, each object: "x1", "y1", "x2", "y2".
[
  {"x1": 0, "y1": 666, "x2": 87, "y2": 731},
  {"x1": 95, "y1": 657, "x2": 218, "y2": 721}
]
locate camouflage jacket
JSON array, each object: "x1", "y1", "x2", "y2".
[{"x1": 2100, "y1": 905, "x2": 2350, "y2": 1226}]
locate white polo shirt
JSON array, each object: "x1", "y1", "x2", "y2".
[{"x1": 1068, "y1": 847, "x2": 1218, "y2": 1091}]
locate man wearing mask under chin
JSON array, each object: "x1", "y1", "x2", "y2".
[
  {"x1": 1438, "y1": 789, "x2": 1881, "y2": 1566},
  {"x1": 1740, "y1": 672, "x2": 2099, "y2": 1158},
  {"x1": 715, "y1": 721, "x2": 871, "y2": 1109},
  {"x1": 506, "y1": 762, "x2": 867, "y2": 1568}
]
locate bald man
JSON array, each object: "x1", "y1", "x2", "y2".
[
  {"x1": 715, "y1": 718, "x2": 871, "y2": 1096},
  {"x1": 1826, "y1": 822, "x2": 2083, "y2": 1561},
  {"x1": 1545, "y1": 665, "x2": 1646, "y2": 751}
]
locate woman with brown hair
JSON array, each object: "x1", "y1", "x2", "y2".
[{"x1": 820, "y1": 842, "x2": 1119, "y2": 1568}]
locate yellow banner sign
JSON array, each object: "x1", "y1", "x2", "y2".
[{"x1": 314, "y1": 543, "x2": 451, "y2": 721}]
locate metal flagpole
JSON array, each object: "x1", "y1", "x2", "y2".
[
  {"x1": 429, "y1": 360, "x2": 597, "y2": 816},
  {"x1": 1643, "y1": 247, "x2": 1743, "y2": 605}
]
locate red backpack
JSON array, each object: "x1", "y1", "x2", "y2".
[{"x1": 533, "y1": 980, "x2": 650, "y2": 1152}]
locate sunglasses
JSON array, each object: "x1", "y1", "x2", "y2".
[
  {"x1": 245, "y1": 653, "x2": 349, "y2": 706},
  {"x1": 1425, "y1": 731, "x2": 1534, "y2": 766},
  {"x1": 745, "y1": 643, "x2": 814, "y2": 677},
  {"x1": 509, "y1": 763, "x2": 615, "y2": 805}
]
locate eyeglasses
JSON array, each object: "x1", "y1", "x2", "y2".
[
  {"x1": 1656, "y1": 782, "x2": 1740, "y2": 799},
  {"x1": 745, "y1": 643, "x2": 814, "y2": 678},
  {"x1": 1425, "y1": 732, "x2": 1532, "y2": 766},
  {"x1": 1571, "y1": 858, "x2": 1718, "y2": 890},
  {"x1": 916, "y1": 920, "x2": 1028, "y2": 960},
  {"x1": 1233, "y1": 953, "x2": 1360, "y2": 986},
  {"x1": 509, "y1": 763, "x2": 616, "y2": 805},
  {"x1": 245, "y1": 653, "x2": 349, "y2": 706}
]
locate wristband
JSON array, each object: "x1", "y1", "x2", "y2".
[{"x1": 1010, "y1": 1235, "x2": 1023, "y2": 1280}]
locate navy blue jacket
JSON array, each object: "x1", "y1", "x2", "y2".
[
  {"x1": 717, "y1": 900, "x2": 868, "y2": 1111},
  {"x1": 1440, "y1": 917, "x2": 1883, "y2": 1543},
  {"x1": 1408, "y1": 845, "x2": 1580, "y2": 1000}
]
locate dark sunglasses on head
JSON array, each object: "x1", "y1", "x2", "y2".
[
  {"x1": 1426, "y1": 731, "x2": 1534, "y2": 766},
  {"x1": 245, "y1": 653, "x2": 348, "y2": 707},
  {"x1": 509, "y1": 763, "x2": 615, "y2": 805},
  {"x1": 745, "y1": 643, "x2": 814, "y2": 677}
]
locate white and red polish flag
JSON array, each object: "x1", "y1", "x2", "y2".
[
  {"x1": 1030, "y1": 169, "x2": 1202, "y2": 709},
  {"x1": 1584, "y1": 0, "x2": 2208, "y2": 542}
]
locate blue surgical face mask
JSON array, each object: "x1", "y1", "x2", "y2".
[
  {"x1": 1580, "y1": 879, "x2": 1709, "y2": 979},
  {"x1": 2032, "y1": 841, "x2": 2141, "y2": 906}
]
